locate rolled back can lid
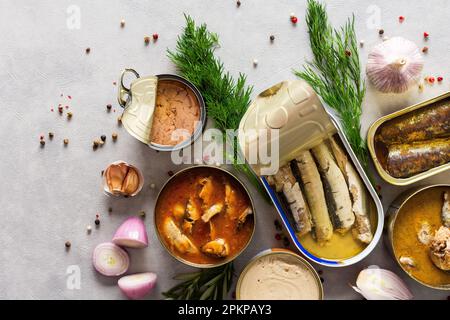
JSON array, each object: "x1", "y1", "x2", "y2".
[{"x1": 120, "y1": 75, "x2": 158, "y2": 145}]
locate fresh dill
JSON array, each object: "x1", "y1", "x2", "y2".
[
  {"x1": 294, "y1": 0, "x2": 369, "y2": 171},
  {"x1": 167, "y1": 14, "x2": 266, "y2": 197}
]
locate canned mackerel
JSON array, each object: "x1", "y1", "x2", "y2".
[
  {"x1": 117, "y1": 69, "x2": 206, "y2": 151},
  {"x1": 238, "y1": 80, "x2": 384, "y2": 267}
]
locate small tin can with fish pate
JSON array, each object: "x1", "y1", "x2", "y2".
[
  {"x1": 386, "y1": 184, "x2": 450, "y2": 290},
  {"x1": 236, "y1": 248, "x2": 324, "y2": 300},
  {"x1": 367, "y1": 91, "x2": 450, "y2": 186},
  {"x1": 238, "y1": 80, "x2": 384, "y2": 267},
  {"x1": 118, "y1": 69, "x2": 207, "y2": 151}
]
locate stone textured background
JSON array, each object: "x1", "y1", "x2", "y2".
[{"x1": 0, "y1": 0, "x2": 448, "y2": 299}]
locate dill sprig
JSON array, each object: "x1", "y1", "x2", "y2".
[
  {"x1": 294, "y1": 0, "x2": 368, "y2": 170},
  {"x1": 162, "y1": 262, "x2": 234, "y2": 300},
  {"x1": 167, "y1": 14, "x2": 267, "y2": 198}
]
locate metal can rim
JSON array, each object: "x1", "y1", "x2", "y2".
[{"x1": 153, "y1": 165, "x2": 256, "y2": 269}]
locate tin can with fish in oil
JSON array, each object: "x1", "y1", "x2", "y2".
[
  {"x1": 367, "y1": 91, "x2": 450, "y2": 186},
  {"x1": 117, "y1": 69, "x2": 207, "y2": 151},
  {"x1": 386, "y1": 184, "x2": 450, "y2": 290},
  {"x1": 236, "y1": 248, "x2": 324, "y2": 300},
  {"x1": 237, "y1": 80, "x2": 384, "y2": 267},
  {"x1": 153, "y1": 165, "x2": 256, "y2": 268}
]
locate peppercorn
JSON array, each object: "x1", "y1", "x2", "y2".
[
  {"x1": 106, "y1": 104, "x2": 112, "y2": 111},
  {"x1": 290, "y1": 16, "x2": 298, "y2": 24},
  {"x1": 144, "y1": 36, "x2": 150, "y2": 45},
  {"x1": 65, "y1": 241, "x2": 71, "y2": 248},
  {"x1": 269, "y1": 35, "x2": 275, "y2": 42},
  {"x1": 378, "y1": 29, "x2": 384, "y2": 35},
  {"x1": 63, "y1": 138, "x2": 69, "y2": 145},
  {"x1": 85, "y1": 47, "x2": 90, "y2": 54},
  {"x1": 48, "y1": 132, "x2": 54, "y2": 139},
  {"x1": 95, "y1": 218, "x2": 100, "y2": 226},
  {"x1": 168, "y1": 170, "x2": 174, "y2": 176},
  {"x1": 399, "y1": 16, "x2": 405, "y2": 22},
  {"x1": 67, "y1": 111, "x2": 73, "y2": 119},
  {"x1": 108, "y1": 207, "x2": 113, "y2": 213},
  {"x1": 93, "y1": 140, "x2": 99, "y2": 148},
  {"x1": 275, "y1": 233, "x2": 281, "y2": 241},
  {"x1": 438, "y1": 76, "x2": 443, "y2": 82},
  {"x1": 345, "y1": 50, "x2": 352, "y2": 56},
  {"x1": 40, "y1": 140, "x2": 45, "y2": 146},
  {"x1": 139, "y1": 211, "x2": 146, "y2": 218},
  {"x1": 282, "y1": 236, "x2": 290, "y2": 247},
  {"x1": 120, "y1": 19, "x2": 125, "y2": 28},
  {"x1": 117, "y1": 115, "x2": 122, "y2": 125},
  {"x1": 152, "y1": 33, "x2": 159, "y2": 41},
  {"x1": 100, "y1": 135, "x2": 106, "y2": 142},
  {"x1": 58, "y1": 106, "x2": 63, "y2": 113},
  {"x1": 422, "y1": 46, "x2": 429, "y2": 53},
  {"x1": 236, "y1": 0, "x2": 241, "y2": 7},
  {"x1": 101, "y1": 170, "x2": 104, "y2": 176},
  {"x1": 424, "y1": 32, "x2": 429, "y2": 38},
  {"x1": 428, "y1": 76, "x2": 435, "y2": 84},
  {"x1": 112, "y1": 132, "x2": 118, "y2": 140}
]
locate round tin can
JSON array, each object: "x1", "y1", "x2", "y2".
[
  {"x1": 118, "y1": 69, "x2": 207, "y2": 151},
  {"x1": 236, "y1": 248, "x2": 324, "y2": 300},
  {"x1": 153, "y1": 165, "x2": 256, "y2": 268},
  {"x1": 386, "y1": 184, "x2": 450, "y2": 290}
]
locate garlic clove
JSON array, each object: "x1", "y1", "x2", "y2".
[
  {"x1": 366, "y1": 37, "x2": 424, "y2": 94},
  {"x1": 103, "y1": 161, "x2": 144, "y2": 197},
  {"x1": 121, "y1": 167, "x2": 140, "y2": 195},
  {"x1": 352, "y1": 266, "x2": 413, "y2": 300},
  {"x1": 106, "y1": 163, "x2": 129, "y2": 193}
]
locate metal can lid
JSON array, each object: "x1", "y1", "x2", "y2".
[
  {"x1": 238, "y1": 80, "x2": 334, "y2": 175},
  {"x1": 118, "y1": 69, "x2": 158, "y2": 145}
]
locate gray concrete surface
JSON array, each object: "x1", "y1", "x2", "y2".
[{"x1": 0, "y1": 0, "x2": 448, "y2": 299}]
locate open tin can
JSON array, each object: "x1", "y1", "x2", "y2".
[
  {"x1": 367, "y1": 91, "x2": 450, "y2": 185},
  {"x1": 153, "y1": 165, "x2": 256, "y2": 268},
  {"x1": 238, "y1": 80, "x2": 383, "y2": 267},
  {"x1": 236, "y1": 248, "x2": 324, "y2": 300},
  {"x1": 386, "y1": 184, "x2": 450, "y2": 290},
  {"x1": 117, "y1": 69, "x2": 206, "y2": 151}
]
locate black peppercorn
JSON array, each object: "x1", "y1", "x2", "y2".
[
  {"x1": 378, "y1": 29, "x2": 384, "y2": 35},
  {"x1": 85, "y1": 47, "x2": 91, "y2": 54},
  {"x1": 168, "y1": 170, "x2": 174, "y2": 176},
  {"x1": 101, "y1": 135, "x2": 106, "y2": 142},
  {"x1": 95, "y1": 218, "x2": 100, "y2": 226},
  {"x1": 106, "y1": 104, "x2": 112, "y2": 111},
  {"x1": 270, "y1": 35, "x2": 275, "y2": 41},
  {"x1": 65, "y1": 241, "x2": 71, "y2": 248}
]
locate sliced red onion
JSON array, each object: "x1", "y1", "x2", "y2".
[
  {"x1": 93, "y1": 242, "x2": 130, "y2": 276},
  {"x1": 112, "y1": 216, "x2": 148, "y2": 248},
  {"x1": 118, "y1": 272, "x2": 157, "y2": 299}
]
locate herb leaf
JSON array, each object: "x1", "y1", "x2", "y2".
[
  {"x1": 167, "y1": 14, "x2": 268, "y2": 199},
  {"x1": 294, "y1": 0, "x2": 369, "y2": 171}
]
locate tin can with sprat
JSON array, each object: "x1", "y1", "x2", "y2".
[{"x1": 238, "y1": 80, "x2": 383, "y2": 267}]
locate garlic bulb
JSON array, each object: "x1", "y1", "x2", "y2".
[
  {"x1": 352, "y1": 266, "x2": 413, "y2": 300},
  {"x1": 366, "y1": 37, "x2": 423, "y2": 93}
]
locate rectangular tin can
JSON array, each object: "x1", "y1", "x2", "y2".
[
  {"x1": 367, "y1": 91, "x2": 450, "y2": 186},
  {"x1": 238, "y1": 80, "x2": 384, "y2": 267}
]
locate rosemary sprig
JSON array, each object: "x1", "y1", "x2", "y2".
[
  {"x1": 162, "y1": 262, "x2": 234, "y2": 300},
  {"x1": 294, "y1": 0, "x2": 369, "y2": 171},
  {"x1": 167, "y1": 14, "x2": 267, "y2": 199}
]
